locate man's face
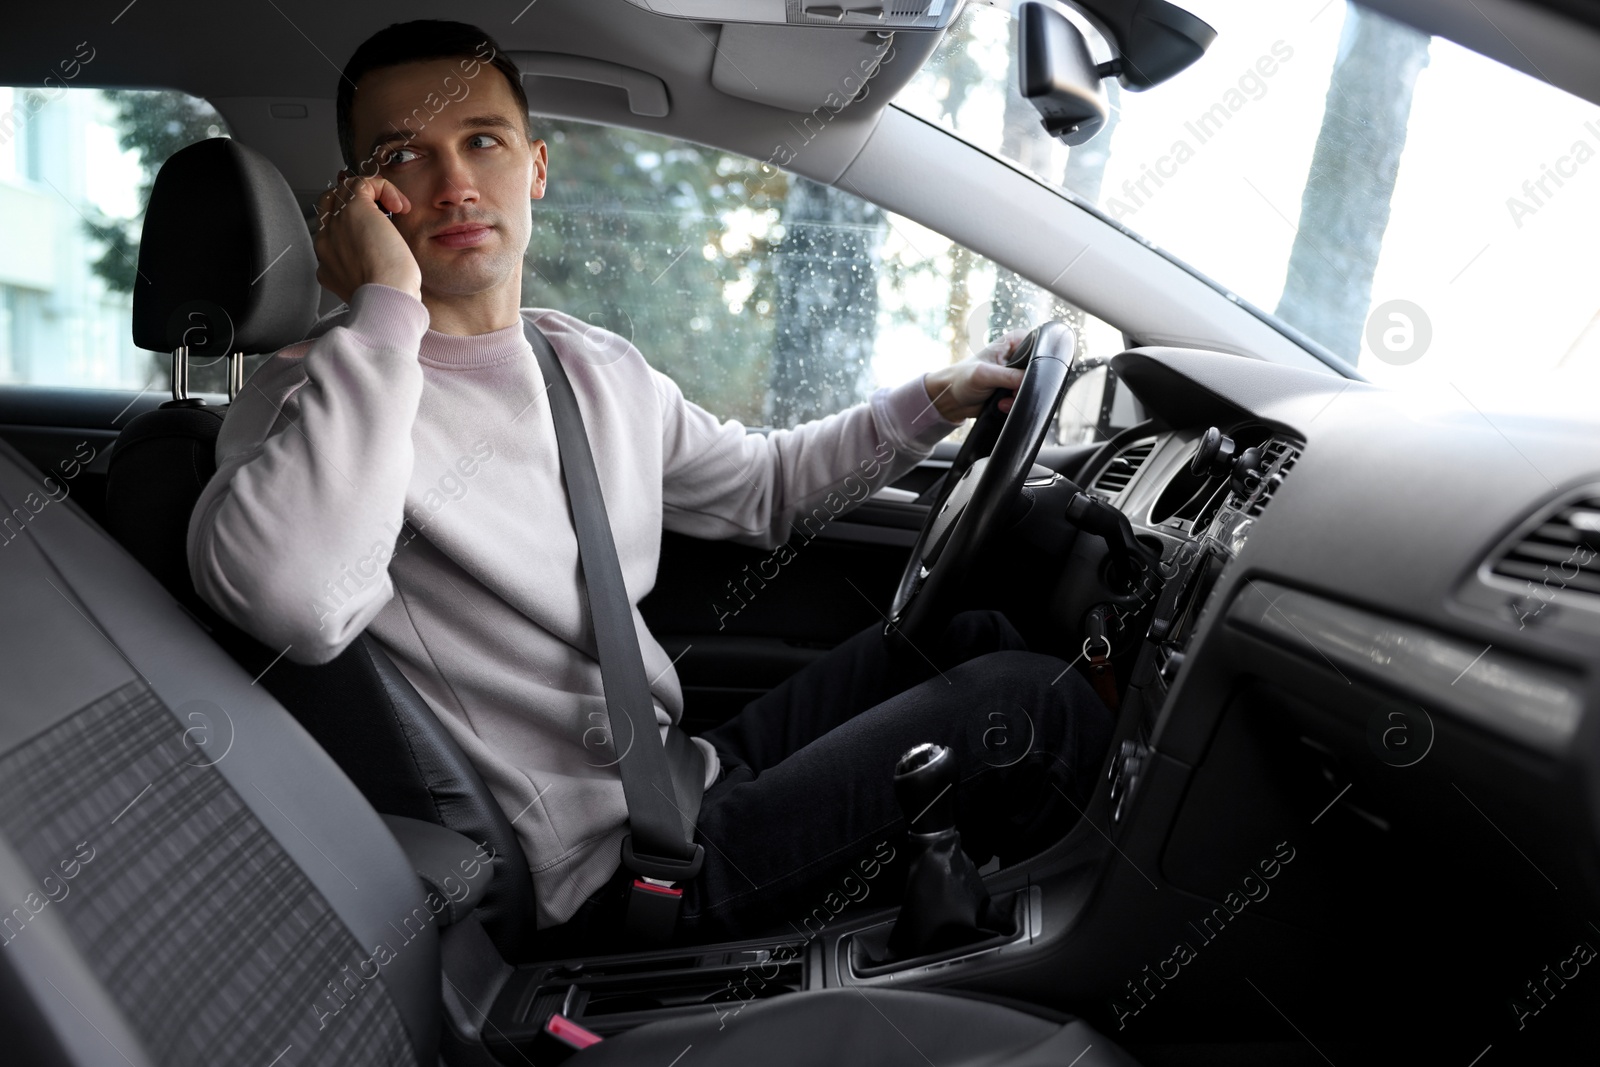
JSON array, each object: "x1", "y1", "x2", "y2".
[{"x1": 347, "y1": 57, "x2": 547, "y2": 299}]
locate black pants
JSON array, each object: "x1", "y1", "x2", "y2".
[{"x1": 537, "y1": 611, "x2": 1114, "y2": 955}]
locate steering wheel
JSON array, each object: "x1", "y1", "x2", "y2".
[{"x1": 887, "y1": 319, "x2": 1078, "y2": 644}]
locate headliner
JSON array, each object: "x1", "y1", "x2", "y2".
[{"x1": 7, "y1": 0, "x2": 942, "y2": 200}]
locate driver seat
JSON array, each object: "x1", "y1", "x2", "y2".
[
  {"x1": 3, "y1": 431, "x2": 1146, "y2": 1067},
  {"x1": 102, "y1": 136, "x2": 540, "y2": 962}
]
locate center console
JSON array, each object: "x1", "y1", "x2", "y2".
[
  {"x1": 465, "y1": 740, "x2": 1053, "y2": 1064},
  {"x1": 1102, "y1": 426, "x2": 1303, "y2": 823},
  {"x1": 473, "y1": 883, "x2": 1045, "y2": 1062}
]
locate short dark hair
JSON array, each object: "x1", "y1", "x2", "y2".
[{"x1": 335, "y1": 20, "x2": 530, "y2": 171}]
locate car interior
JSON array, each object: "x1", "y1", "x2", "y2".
[{"x1": 3, "y1": 0, "x2": 1600, "y2": 1064}]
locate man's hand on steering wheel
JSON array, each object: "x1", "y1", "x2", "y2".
[
  {"x1": 922, "y1": 328, "x2": 1032, "y2": 421},
  {"x1": 891, "y1": 320, "x2": 1079, "y2": 643}
]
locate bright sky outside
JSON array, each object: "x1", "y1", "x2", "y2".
[
  {"x1": 36, "y1": 1, "x2": 1600, "y2": 410},
  {"x1": 894, "y1": 0, "x2": 1600, "y2": 403}
]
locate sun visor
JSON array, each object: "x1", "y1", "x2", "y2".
[
  {"x1": 513, "y1": 52, "x2": 671, "y2": 118},
  {"x1": 711, "y1": 23, "x2": 913, "y2": 112}
]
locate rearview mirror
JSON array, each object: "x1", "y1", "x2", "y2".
[
  {"x1": 1017, "y1": 1, "x2": 1109, "y2": 146},
  {"x1": 1017, "y1": 0, "x2": 1216, "y2": 147}
]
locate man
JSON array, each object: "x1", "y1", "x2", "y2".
[{"x1": 188, "y1": 20, "x2": 1111, "y2": 947}]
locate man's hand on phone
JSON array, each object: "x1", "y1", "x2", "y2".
[{"x1": 313, "y1": 172, "x2": 423, "y2": 304}]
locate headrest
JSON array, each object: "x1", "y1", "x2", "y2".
[{"x1": 133, "y1": 138, "x2": 318, "y2": 356}]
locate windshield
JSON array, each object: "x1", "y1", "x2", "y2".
[{"x1": 896, "y1": 0, "x2": 1600, "y2": 386}]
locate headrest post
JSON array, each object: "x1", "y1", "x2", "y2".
[
  {"x1": 227, "y1": 352, "x2": 243, "y2": 403},
  {"x1": 171, "y1": 347, "x2": 189, "y2": 402}
]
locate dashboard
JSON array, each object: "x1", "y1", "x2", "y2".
[
  {"x1": 994, "y1": 343, "x2": 1600, "y2": 1041},
  {"x1": 1062, "y1": 345, "x2": 1600, "y2": 900},
  {"x1": 1094, "y1": 423, "x2": 1303, "y2": 659}
]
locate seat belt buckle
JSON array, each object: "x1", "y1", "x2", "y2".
[
  {"x1": 625, "y1": 876, "x2": 684, "y2": 944},
  {"x1": 533, "y1": 1010, "x2": 603, "y2": 1063},
  {"x1": 620, "y1": 835, "x2": 704, "y2": 944}
]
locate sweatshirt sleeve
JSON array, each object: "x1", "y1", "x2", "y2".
[
  {"x1": 187, "y1": 284, "x2": 430, "y2": 665},
  {"x1": 656, "y1": 370, "x2": 961, "y2": 550}
]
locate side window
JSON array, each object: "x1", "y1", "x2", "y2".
[
  {"x1": 0, "y1": 86, "x2": 229, "y2": 391},
  {"x1": 522, "y1": 119, "x2": 1125, "y2": 441}
]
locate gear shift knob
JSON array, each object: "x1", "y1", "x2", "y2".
[
  {"x1": 895, "y1": 742, "x2": 957, "y2": 835},
  {"x1": 871, "y1": 741, "x2": 1018, "y2": 966}
]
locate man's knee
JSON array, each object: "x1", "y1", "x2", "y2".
[
  {"x1": 938, "y1": 610, "x2": 1028, "y2": 664},
  {"x1": 946, "y1": 649, "x2": 1069, "y2": 691},
  {"x1": 947, "y1": 650, "x2": 1112, "y2": 741}
]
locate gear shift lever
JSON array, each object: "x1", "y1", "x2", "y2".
[
  {"x1": 896, "y1": 741, "x2": 957, "y2": 834},
  {"x1": 879, "y1": 743, "x2": 1017, "y2": 963}
]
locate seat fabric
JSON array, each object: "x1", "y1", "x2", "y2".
[{"x1": 0, "y1": 436, "x2": 435, "y2": 1066}]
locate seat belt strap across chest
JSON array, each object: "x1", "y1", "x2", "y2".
[{"x1": 523, "y1": 319, "x2": 704, "y2": 944}]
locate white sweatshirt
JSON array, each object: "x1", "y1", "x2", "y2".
[{"x1": 188, "y1": 283, "x2": 958, "y2": 927}]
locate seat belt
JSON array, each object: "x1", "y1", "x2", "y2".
[{"x1": 523, "y1": 319, "x2": 705, "y2": 945}]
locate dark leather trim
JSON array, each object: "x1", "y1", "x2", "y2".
[
  {"x1": 380, "y1": 815, "x2": 495, "y2": 926},
  {"x1": 103, "y1": 406, "x2": 226, "y2": 620},
  {"x1": 570, "y1": 987, "x2": 1143, "y2": 1066},
  {"x1": 262, "y1": 636, "x2": 538, "y2": 960}
]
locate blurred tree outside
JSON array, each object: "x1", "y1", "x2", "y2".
[
  {"x1": 768, "y1": 178, "x2": 884, "y2": 427},
  {"x1": 85, "y1": 89, "x2": 230, "y2": 391},
  {"x1": 929, "y1": 14, "x2": 986, "y2": 367},
  {"x1": 954, "y1": 6, "x2": 1123, "y2": 442},
  {"x1": 525, "y1": 121, "x2": 785, "y2": 426},
  {"x1": 885, "y1": 5, "x2": 1117, "y2": 382},
  {"x1": 86, "y1": 90, "x2": 229, "y2": 297},
  {"x1": 527, "y1": 117, "x2": 901, "y2": 430},
  {"x1": 1274, "y1": 6, "x2": 1431, "y2": 363}
]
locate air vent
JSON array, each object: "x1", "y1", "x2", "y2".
[
  {"x1": 1244, "y1": 439, "x2": 1301, "y2": 517},
  {"x1": 1490, "y1": 496, "x2": 1600, "y2": 597},
  {"x1": 1090, "y1": 438, "x2": 1157, "y2": 500}
]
